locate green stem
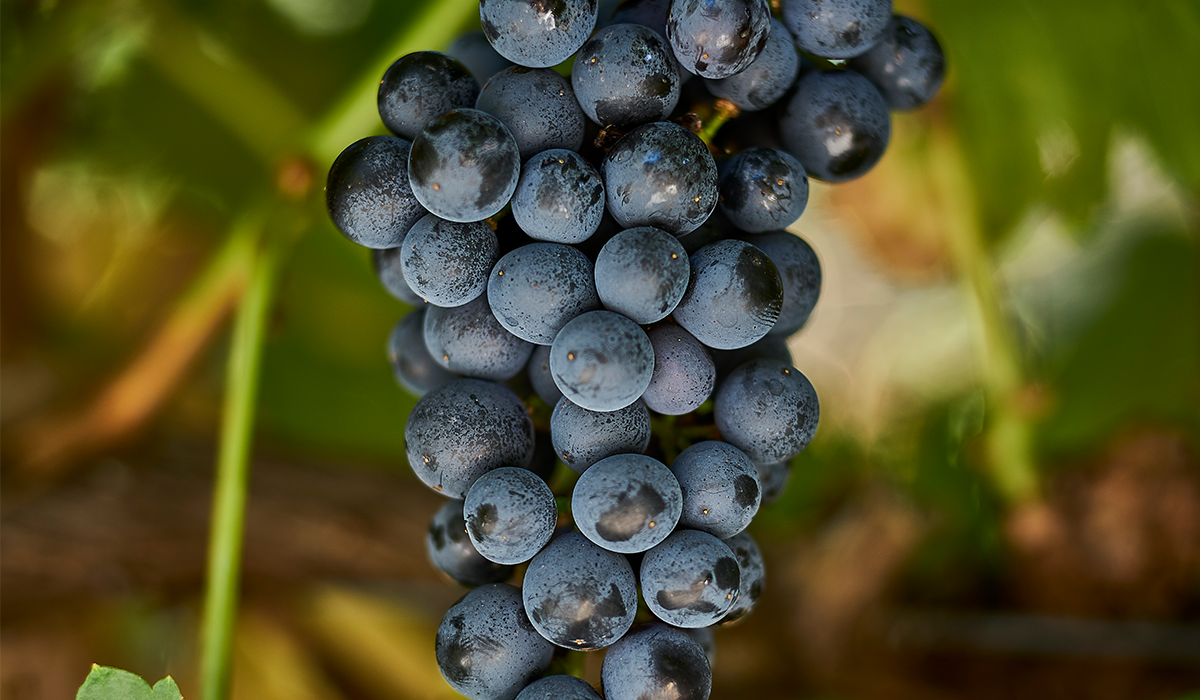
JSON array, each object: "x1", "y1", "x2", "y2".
[
  {"x1": 697, "y1": 99, "x2": 740, "y2": 147},
  {"x1": 198, "y1": 210, "x2": 281, "y2": 700}
]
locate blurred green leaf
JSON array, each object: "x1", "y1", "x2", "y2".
[{"x1": 77, "y1": 665, "x2": 183, "y2": 700}]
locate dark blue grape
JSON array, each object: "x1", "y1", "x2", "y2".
[
  {"x1": 641, "y1": 529, "x2": 739, "y2": 627},
  {"x1": 601, "y1": 623, "x2": 711, "y2": 700},
  {"x1": 848, "y1": 14, "x2": 945, "y2": 111},
  {"x1": 476, "y1": 68, "x2": 586, "y2": 160},
  {"x1": 680, "y1": 625, "x2": 716, "y2": 666},
  {"x1": 572, "y1": 453, "x2": 682, "y2": 553},
  {"x1": 527, "y1": 345, "x2": 563, "y2": 406},
  {"x1": 327, "y1": 136, "x2": 427, "y2": 249},
  {"x1": 603, "y1": 122, "x2": 718, "y2": 236},
  {"x1": 424, "y1": 296, "x2": 535, "y2": 382},
  {"x1": 405, "y1": 378, "x2": 535, "y2": 498},
  {"x1": 718, "y1": 148, "x2": 809, "y2": 233},
  {"x1": 673, "y1": 239, "x2": 783, "y2": 349},
  {"x1": 551, "y1": 397, "x2": 651, "y2": 473},
  {"x1": 448, "y1": 31, "x2": 515, "y2": 88},
  {"x1": 780, "y1": 69, "x2": 891, "y2": 183},
  {"x1": 714, "y1": 358, "x2": 818, "y2": 463},
  {"x1": 436, "y1": 583, "x2": 554, "y2": 700},
  {"x1": 515, "y1": 676, "x2": 602, "y2": 700},
  {"x1": 480, "y1": 0, "x2": 599, "y2": 68},
  {"x1": 427, "y1": 499, "x2": 514, "y2": 587},
  {"x1": 740, "y1": 230, "x2": 821, "y2": 336},
  {"x1": 550, "y1": 310, "x2": 655, "y2": 412},
  {"x1": 373, "y1": 247, "x2": 424, "y2": 304},
  {"x1": 641, "y1": 324, "x2": 715, "y2": 415},
  {"x1": 464, "y1": 467, "x2": 557, "y2": 565},
  {"x1": 710, "y1": 333, "x2": 791, "y2": 381},
  {"x1": 719, "y1": 530, "x2": 764, "y2": 625},
  {"x1": 388, "y1": 308, "x2": 456, "y2": 396},
  {"x1": 781, "y1": 0, "x2": 892, "y2": 59},
  {"x1": 378, "y1": 52, "x2": 479, "y2": 140},
  {"x1": 666, "y1": 0, "x2": 771, "y2": 78},
  {"x1": 522, "y1": 532, "x2": 638, "y2": 649},
  {"x1": 488, "y1": 243, "x2": 601, "y2": 344},
  {"x1": 594, "y1": 227, "x2": 690, "y2": 324},
  {"x1": 607, "y1": 0, "x2": 669, "y2": 36},
  {"x1": 511, "y1": 150, "x2": 604, "y2": 244},
  {"x1": 755, "y1": 459, "x2": 791, "y2": 505},
  {"x1": 409, "y1": 108, "x2": 521, "y2": 222},
  {"x1": 670, "y1": 441, "x2": 760, "y2": 538},
  {"x1": 572, "y1": 24, "x2": 682, "y2": 128},
  {"x1": 704, "y1": 18, "x2": 799, "y2": 111},
  {"x1": 400, "y1": 214, "x2": 498, "y2": 307}
]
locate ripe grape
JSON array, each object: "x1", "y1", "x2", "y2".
[
  {"x1": 549, "y1": 310, "x2": 655, "y2": 412},
  {"x1": 409, "y1": 108, "x2": 521, "y2": 222},
  {"x1": 601, "y1": 623, "x2": 712, "y2": 700},
  {"x1": 572, "y1": 23, "x2": 682, "y2": 128},
  {"x1": 515, "y1": 676, "x2": 602, "y2": 700},
  {"x1": 378, "y1": 52, "x2": 478, "y2": 140},
  {"x1": 640, "y1": 529, "x2": 740, "y2": 628},
  {"x1": 670, "y1": 441, "x2": 761, "y2": 539},
  {"x1": 718, "y1": 147, "x2": 810, "y2": 233},
  {"x1": 603, "y1": 121, "x2": 718, "y2": 235},
  {"x1": 849, "y1": 14, "x2": 946, "y2": 111},
  {"x1": 704, "y1": 18, "x2": 799, "y2": 111},
  {"x1": 714, "y1": 358, "x2": 819, "y2": 463},
  {"x1": 387, "y1": 309, "x2": 456, "y2": 396},
  {"x1": 326, "y1": 136, "x2": 426, "y2": 249},
  {"x1": 780, "y1": 69, "x2": 891, "y2": 183},
  {"x1": 641, "y1": 324, "x2": 716, "y2": 415},
  {"x1": 594, "y1": 226, "x2": 690, "y2": 324},
  {"x1": 424, "y1": 295, "x2": 534, "y2": 382},
  {"x1": 464, "y1": 467, "x2": 557, "y2": 565},
  {"x1": 488, "y1": 242, "x2": 601, "y2": 344},
  {"x1": 427, "y1": 499, "x2": 514, "y2": 587},
  {"x1": 550, "y1": 397, "x2": 651, "y2": 474},
  {"x1": 475, "y1": 67, "x2": 587, "y2": 160},
  {"x1": 672, "y1": 239, "x2": 783, "y2": 350},
  {"x1": 572, "y1": 452, "x2": 683, "y2": 553},
  {"x1": 666, "y1": 0, "x2": 771, "y2": 79},
  {"x1": 510, "y1": 149, "x2": 605, "y2": 244},
  {"x1": 400, "y1": 214, "x2": 498, "y2": 307},
  {"x1": 780, "y1": 0, "x2": 893, "y2": 59},
  {"x1": 719, "y1": 530, "x2": 765, "y2": 624},
  {"x1": 480, "y1": 0, "x2": 600, "y2": 68}
]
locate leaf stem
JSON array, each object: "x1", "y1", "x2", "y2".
[{"x1": 198, "y1": 209, "x2": 281, "y2": 700}]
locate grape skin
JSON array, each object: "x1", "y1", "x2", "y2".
[
  {"x1": 740, "y1": 230, "x2": 821, "y2": 336},
  {"x1": 408, "y1": 108, "x2": 521, "y2": 223},
  {"x1": 475, "y1": 67, "x2": 587, "y2": 160},
  {"x1": 405, "y1": 378, "x2": 535, "y2": 498},
  {"x1": 601, "y1": 623, "x2": 711, "y2": 700},
  {"x1": 714, "y1": 358, "x2": 819, "y2": 463},
  {"x1": 526, "y1": 345, "x2": 563, "y2": 406},
  {"x1": 480, "y1": 0, "x2": 600, "y2": 68},
  {"x1": 572, "y1": 24, "x2": 682, "y2": 128},
  {"x1": 447, "y1": 30, "x2": 515, "y2": 88},
  {"x1": 549, "y1": 310, "x2": 655, "y2": 412},
  {"x1": 550, "y1": 397, "x2": 651, "y2": 474},
  {"x1": 672, "y1": 239, "x2": 783, "y2": 350},
  {"x1": 572, "y1": 452, "x2": 682, "y2": 553},
  {"x1": 378, "y1": 52, "x2": 479, "y2": 141},
  {"x1": 780, "y1": 0, "x2": 893, "y2": 59},
  {"x1": 755, "y1": 459, "x2": 792, "y2": 505},
  {"x1": 400, "y1": 214, "x2": 498, "y2": 307},
  {"x1": 423, "y1": 296, "x2": 534, "y2": 382},
  {"x1": 848, "y1": 14, "x2": 946, "y2": 111},
  {"x1": 326, "y1": 136, "x2": 427, "y2": 249},
  {"x1": 464, "y1": 467, "x2": 557, "y2": 565},
  {"x1": 522, "y1": 532, "x2": 638, "y2": 650},
  {"x1": 718, "y1": 147, "x2": 810, "y2": 233},
  {"x1": 515, "y1": 676, "x2": 602, "y2": 700},
  {"x1": 427, "y1": 499, "x2": 514, "y2": 587},
  {"x1": 640, "y1": 529, "x2": 741, "y2": 628},
  {"x1": 511, "y1": 149, "x2": 605, "y2": 244},
  {"x1": 705, "y1": 18, "x2": 799, "y2": 111},
  {"x1": 670, "y1": 440, "x2": 761, "y2": 539},
  {"x1": 603, "y1": 121, "x2": 718, "y2": 236},
  {"x1": 719, "y1": 530, "x2": 765, "y2": 625},
  {"x1": 780, "y1": 69, "x2": 891, "y2": 183},
  {"x1": 387, "y1": 308, "x2": 456, "y2": 397},
  {"x1": 666, "y1": 0, "x2": 771, "y2": 79},
  {"x1": 372, "y1": 247, "x2": 424, "y2": 304},
  {"x1": 436, "y1": 583, "x2": 554, "y2": 700},
  {"x1": 641, "y1": 324, "x2": 716, "y2": 415},
  {"x1": 487, "y1": 242, "x2": 601, "y2": 345},
  {"x1": 594, "y1": 226, "x2": 691, "y2": 324}
]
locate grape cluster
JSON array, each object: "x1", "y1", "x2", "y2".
[{"x1": 328, "y1": 1, "x2": 944, "y2": 698}]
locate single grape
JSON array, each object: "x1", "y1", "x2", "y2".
[
  {"x1": 464, "y1": 467, "x2": 557, "y2": 565},
  {"x1": 666, "y1": 0, "x2": 771, "y2": 78},
  {"x1": 327, "y1": 136, "x2": 427, "y2": 249},
  {"x1": 780, "y1": 69, "x2": 891, "y2": 183},
  {"x1": 387, "y1": 308, "x2": 456, "y2": 396},
  {"x1": 400, "y1": 214, "x2": 498, "y2": 307},
  {"x1": 480, "y1": 0, "x2": 599, "y2": 68},
  {"x1": 424, "y1": 295, "x2": 535, "y2": 382},
  {"x1": 670, "y1": 441, "x2": 760, "y2": 538},
  {"x1": 515, "y1": 676, "x2": 602, "y2": 700},
  {"x1": 527, "y1": 345, "x2": 563, "y2": 406},
  {"x1": 718, "y1": 148, "x2": 809, "y2": 233},
  {"x1": 603, "y1": 122, "x2": 718, "y2": 236},
  {"x1": 848, "y1": 14, "x2": 945, "y2": 111},
  {"x1": 487, "y1": 243, "x2": 601, "y2": 345},
  {"x1": 436, "y1": 583, "x2": 554, "y2": 700},
  {"x1": 719, "y1": 530, "x2": 765, "y2": 625},
  {"x1": 549, "y1": 310, "x2": 655, "y2": 412},
  {"x1": 447, "y1": 30, "x2": 515, "y2": 88},
  {"x1": 405, "y1": 378, "x2": 535, "y2": 498},
  {"x1": 780, "y1": 0, "x2": 893, "y2": 59},
  {"x1": 378, "y1": 52, "x2": 479, "y2": 140},
  {"x1": 641, "y1": 324, "x2": 715, "y2": 415},
  {"x1": 640, "y1": 529, "x2": 740, "y2": 627},
  {"x1": 373, "y1": 247, "x2": 424, "y2": 304},
  {"x1": 714, "y1": 358, "x2": 819, "y2": 463},
  {"x1": 601, "y1": 623, "x2": 711, "y2": 700},
  {"x1": 522, "y1": 532, "x2": 638, "y2": 649},
  {"x1": 739, "y1": 230, "x2": 821, "y2": 335},
  {"x1": 755, "y1": 459, "x2": 791, "y2": 505},
  {"x1": 551, "y1": 397, "x2": 651, "y2": 474},
  {"x1": 572, "y1": 453, "x2": 682, "y2": 553},
  {"x1": 672, "y1": 239, "x2": 783, "y2": 350},
  {"x1": 572, "y1": 24, "x2": 682, "y2": 128},
  {"x1": 476, "y1": 67, "x2": 587, "y2": 160},
  {"x1": 594, "y1": 226, "x2": 690, "y2": 324},
  {"x1": 409, "y1": 108, "x2": 520, "y2": 222},
  {"x1": 427, "y1": 499, "x2": 514, "y2": 587},
  {"x1": 704, "y1": 18, "x2": 799, "y2": 111},
  {"x1": 511, "y1": 149, "x2": 605, "y2": 244}
]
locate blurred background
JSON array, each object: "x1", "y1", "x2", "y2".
[{"x1": 2, "y1": 0, "x2": 1198, "y2": 698}]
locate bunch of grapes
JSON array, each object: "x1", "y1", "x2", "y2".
[{"x1": 326, "y1": 0, "x2": 943, "y2": 697}]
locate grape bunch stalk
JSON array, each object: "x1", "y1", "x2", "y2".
[{"x1": 326, "y1": 0, "x2": 944, "y2": 697}]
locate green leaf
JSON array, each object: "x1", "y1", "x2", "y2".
[{"x1": 76, "y1": 665, "x2": 184, "y2": 700}]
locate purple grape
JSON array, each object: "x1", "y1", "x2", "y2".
[
  {"x1": 550, "y1": 397, "x2": 651, "y2": 474},
  {"x1": 378, "y1": 51, "x2": 478, "y2": 140},
  {"x1": 714, "y1": 358, "x2": 819, "y2": 463},
  {"x1": 464, "y1": 467, "x2": 557, "y2": 565},
  {"x1": 427, "y1": 499, "x2": 514, "y2": 587},
  {"x1": 640, "y1": 529, "x2": 740, "y2": 627},
  {"x1": 326, "y1": 136, "x2": 427, "y2": 249},
  {"x1": 400, "y1": 214, "x2": 498, "y2": 307},
  {"x1": 666, "y1": 0, "x2": 771, "y2": 78},
  {"x1": 387, "y1": 308, "x2": 456, "y2": 396},
  {"x1": 549, "y1": 310, "x2": 655, "y2": 412},
  {"x1": 601, "y1": 623, "x2": 711, "y2": 700},
  {"x1": 424, "y1": 295, "x2": 534, "y2": 382},
  {"x1": 572, "y1": 453, "x2": 682, "y2": 553},
  {"x1": 670, "y1": 441, "x2": 761, "y2": 539}
]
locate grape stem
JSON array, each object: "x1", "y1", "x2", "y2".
[{"x1": 697, "y1": 99, "x2": 741, "y2": 148}]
